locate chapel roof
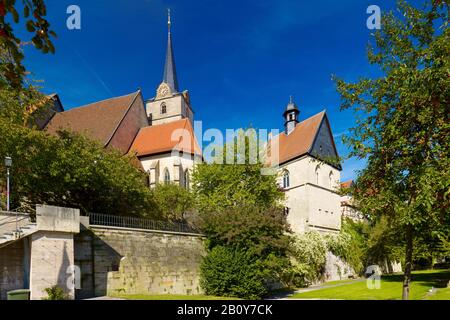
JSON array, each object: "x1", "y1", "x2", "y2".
[
  {"x1": 130, "y1": 118, "x2": 202, "y2": 157},
  {"x1": 45, "y1": 91, "x2": 141, "y2": 147}
]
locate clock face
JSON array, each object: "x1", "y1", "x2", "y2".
[{"x1": 157, "y1": 83, "x2": 171, "y2": 98}]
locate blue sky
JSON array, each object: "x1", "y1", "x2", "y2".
[{"x1": 15, "y1": 0, "x2": 406, "y2": 181}]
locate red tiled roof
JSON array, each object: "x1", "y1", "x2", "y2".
[
  {"x1": 341, "y1": 180, "x2": 353, "y2": 189},
  {"x1": 45, "y1": 91, "x2": 140, "y2": 146},
  {"x1": 272, "y1": 111, "x2": 326, "y2": 164},
  {"x1": 130, "y1": 118, "x2": 202, "y2": 157}
]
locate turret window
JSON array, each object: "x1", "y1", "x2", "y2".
[{"x1": 161, "y1": 103, "x2": 167, "y2": 114}]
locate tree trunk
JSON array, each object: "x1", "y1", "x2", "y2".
[{"x1": 402, "y1": 225, "x2": 413, "y2": 300}]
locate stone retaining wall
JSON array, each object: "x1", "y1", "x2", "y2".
[{"x1": 74, "y1": 226, "x2": 205, "y2": 298}]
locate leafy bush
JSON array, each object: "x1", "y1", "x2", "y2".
[
  {"x1": 200, "y1": 246, "x2": 270, "y2": 299},
  {"x1": 43, "y1": 286, "x2": 68, "y2": 300},
  {"x1": 199, "y1": 205, "x2": 293, "y2": 297},
  {"x1": 151, "y1": 183, "x2": 194, "y2": 221},
  {"x1": 290, "y1": 232, "x2": 327, "y2": 287},
  {"x1": 199, "y1": 205, "x2": 291, "y2": 256}
]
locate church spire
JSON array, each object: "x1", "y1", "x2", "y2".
[{"x1": 163, "y1": 8, "x2": 179, "y2": 93}]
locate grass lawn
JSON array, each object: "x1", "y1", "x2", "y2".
[
  {"x1": 426, "y1": 287, "x2": 450, "y2": 300},
  {"x1": 113, "y1": 294, "x2": 239, "y2": 300},
  {"x1": 290, "y1": 269, "x2": 450, "y2": 300}
]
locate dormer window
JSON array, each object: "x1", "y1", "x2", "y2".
[{"x1": 161, "y1": 103, "x2": 167, "y2": 114}]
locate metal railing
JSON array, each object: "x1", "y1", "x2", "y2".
[{"x1": 87, "y1": 212, "x2": 201, "y2": 234}]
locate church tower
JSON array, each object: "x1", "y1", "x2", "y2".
[
  {"x1": 145, "y1": 9, "x2": 194, "y2": 126},
  {"x1": 283, "y1": 96, "x2": 299, "y2": 135}
]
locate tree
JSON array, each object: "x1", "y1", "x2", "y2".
[
  {"x1": 151, "y1": 183, "x2": 194, "y2": 221},
  {"x1": 1, "y1": 0, "x2": 56, "y2": 88},
  {"x1": 334, "y1": 0, "x2": 449, "y2": 299},
  {"x1": 192, "y1": 129, "x2": 284, "y2": 214},
  {"x1": 193, "y1": 130, "x2": 292, "y2": 298},
  {"x1": 0, "y1": 117, "x2": 159, "y2": 217}
]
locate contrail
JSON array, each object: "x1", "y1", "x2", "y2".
[{"x1": 73, "y1": 48, "x2": 114, "y2": 96}]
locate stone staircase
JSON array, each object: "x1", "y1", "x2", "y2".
[{"x1": 0, "y1": 211, "x2": 37, "y2": 249}]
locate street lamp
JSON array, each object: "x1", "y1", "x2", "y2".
[{"x1": 4, "y1": 156, "x2": 11, "y2": 212}]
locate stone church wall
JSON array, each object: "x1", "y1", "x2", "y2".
[{"x1": 74, "y1": 226, "x2": 205, "y2": 298}]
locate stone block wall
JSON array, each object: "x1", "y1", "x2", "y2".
[
  {"x1": 29, "y1": 231, "x2": 75, "y2": 300},
  {"x1": 74, "y1": 226, "x2": 205, "y2": 298},
  {"x1": 0, "y1": 238, "x2": 30, "y2": 299}
]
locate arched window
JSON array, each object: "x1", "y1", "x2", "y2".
[
  {"x1": 164, "y1": 168, "x2": 170, "y2": 184},
  {"x1": 161, "y1": 103, "x2": 167, "y2": 114},
  {"x1": 282, "y1": 170, "x2": 290, "y2": 189},
  {"x1": 183, "y1": 170, "x2": 189, "y2": 189}
]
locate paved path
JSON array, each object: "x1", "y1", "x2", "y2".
[
  {"x1": 294, "y1": 278, "x2": 366, "y2": 294},
  {"x1": 84, "y1": 296, "x2": 125, "y2": 300}
]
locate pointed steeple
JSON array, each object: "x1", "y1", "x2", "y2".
[{"x1": 163, "y1": 9, "x2": 179, "y2": 93}]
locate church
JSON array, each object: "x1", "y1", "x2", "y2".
[{"x1": 43, "y1": 13, "x2": 343, "y2": 235}]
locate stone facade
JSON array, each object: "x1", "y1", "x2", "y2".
[
  {"x1": 140, "y1": 152, "x2": 201, "y2": 188},
  {"x1": 146, "y1": 92, "x2": 194, "y2": 126},
  {"x1": 74, "y1": 226, "x2": 205, "y2": 298},
  {"x1": 280, "y1": 156, "x2": 341, "y2": 234}
]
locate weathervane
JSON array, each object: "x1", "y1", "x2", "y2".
[{"x1": 167, "y1": 8, "x2": 171, "y2": 34}]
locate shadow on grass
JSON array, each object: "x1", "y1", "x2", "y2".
[{"x1": 381, "y1": 270, "x2": 450, "y2": 289}]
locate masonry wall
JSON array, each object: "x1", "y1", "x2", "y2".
[
  {"x1": 74, "y1": 226, "x2": 205, "y2": 298},
  {"x1": 0, "y1": 238, "x2": 30, "y2": 299},
  {"x1": 29, "y1": 231, "x2": 75, "y2": 300}
]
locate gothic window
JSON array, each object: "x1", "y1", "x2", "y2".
[
  {"x1": 183, "y1": 170, "x2": 189, "y2": 189},
  {"x1": 161, "y1": 103, "x2": 167, "y2": 114},
  {"x1": 282, "y1": 170, "x2": 290, "y2": 189},
  {"x1": 164, "y1": 168, "x2": 170, "y2": 184}
]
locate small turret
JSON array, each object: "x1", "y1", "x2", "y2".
[{"x1": 283, "y1": 96, "x2": 299, "y2": 135}]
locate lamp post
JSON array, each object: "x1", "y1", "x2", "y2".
[{"x1": 4, "y1": 156, "x2": 11, "y2": 212}]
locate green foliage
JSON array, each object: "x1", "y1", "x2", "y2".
[
  {"x1": 0, "y1": 117, "x2": 158, "y2": 216},
  {"x1": 151, "y1": 183, "x2": 194, "y2": 221},
  {"x1": 0, "y1": 85, "x2": 51, "y2": 126},
  {"x1": 0, "y1": 0, "x2": 56, "y2": 88},
  {"x1": 290, "y1": 232, "x2": 327, "y2": 287},
  {"x1": 42, "y1": 286, "x2": 68, "y2": 300},
  {"x1": 199, "y1": 205, "x2": 291, "y2": 255},
  {"x1": 192, "y1": 129, "x2": 284, "y2": 214},
  {"x1": 334, "y1": 0, "x2": 449, "y2": 298},
  {"x1": 196, "y1": 131, "x2": 292, "y2": 298},
  {"x1": 200, "y1": 246, "x2": 270, "y2": 299},
  {"x1": 326, "y1": 218, "x2": 369, "y2": 274},
  {"x1": 192, "y1": 161, "x2": 284, "y2": 214},
  {"x1": 199, "y1": 205, "x2": 293, "y2": 298}
]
